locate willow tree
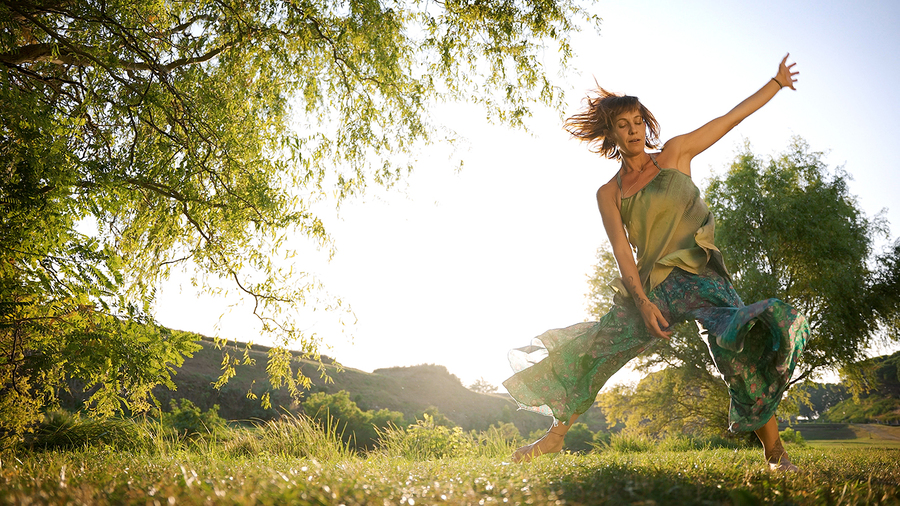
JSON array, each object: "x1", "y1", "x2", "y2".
[
  {"x1": 0, "y1": 0, "x2": 596, "y2": 439},
  {"x1": 590, "y1": 138, "x2": 898, "y2": 437},
  {"x1": 706, "y1": 138, "x2": 891, "y2": 377}
]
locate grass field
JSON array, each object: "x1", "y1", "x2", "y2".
[
  {"x1": 795, "y1": 423, "x2": 900, "y2": 449},
  {"x1": 1, "y1": 446, "x2": 898, "y2": 505},
  {"x1": 3, "y1": 423, "x2": 900, "y2": 505},
  {"x1": 4, "y1": 415, "x2": 900, "y2": 505}
]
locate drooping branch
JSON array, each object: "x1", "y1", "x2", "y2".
[{"x1": 0, "y1": 39, "x2": 236, "y2": 73}]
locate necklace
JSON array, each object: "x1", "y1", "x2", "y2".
[{"x1": 620, "y1": 154, "x2": 654, "y2": 197}]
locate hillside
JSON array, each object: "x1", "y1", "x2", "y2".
[
  {"x1": 822, "y1": 349, "x2": 900, "y2": 424},
  {"x1": 67, "y1": 336, "x2": 608, "y2": 436}
]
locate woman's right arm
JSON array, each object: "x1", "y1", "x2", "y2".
[
  {"x1": 596, "y1": 184, "x2": 672, "y2": 340},
  {"x1": 663, "y1": 54, "x2": 798, "y2": 175}
]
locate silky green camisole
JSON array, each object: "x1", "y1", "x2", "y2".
[{"x1": 611, "y1": 159, "x2": 730, "y2": 298}]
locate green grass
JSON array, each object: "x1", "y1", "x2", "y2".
[
  {"x1": 795, "y1": 423, "x2": 900, "y2": 449},
  {"x1": 3, "y1": 445, "x2": 899, "y2": 504},
  {"x1": 810, "y1": 439, "x2": 900, "y2": 449},
  {"x1": 5, "y1": 415, "x2": 900, "y2": 505}
]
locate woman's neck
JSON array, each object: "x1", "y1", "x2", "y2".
[{"x1": 621, "y1": 152, "x2": 652, "y2": 174}]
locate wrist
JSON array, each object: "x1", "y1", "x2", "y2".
[{"x1": 771, "y1": 77, "x2": 784, "y2": 89}]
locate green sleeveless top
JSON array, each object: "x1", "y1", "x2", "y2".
[{"x1": 611, "y1": 156, "x2": 730, "y2": 298}]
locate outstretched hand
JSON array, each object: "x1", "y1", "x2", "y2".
[{"x1": 775, "y1": 53, "x2": 798, "y2": 90}]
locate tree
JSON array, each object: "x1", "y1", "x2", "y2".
[
  {"x1": 597, "y1": 347, "x2": 733, "y2": 438},
  {"x1": 788, "y1": 382, "x2": 848, "y2": 421},
  {"x1": 468, "y1": 377, "x2": 498, "y2": 394},
  {"x1": 867, "y1": 237, "x2": 900, "y2": 340},
  {"x1": 0, "y1": 0, "x2": 595, "y2": 440},
  {"x1": 839, "y1": 349, "x2": 900, "y2": 399},
  {"x1": 586, "y1": 138, "x2": 897, "y2": 435},
  {"x1": 584, "y1": 243, "x2": 617, "y2": 318},
  {"x1": 823, "y1": 351, "x2": 900, "y2": 424},
  {"x1": 706, "y1": 138, "x2": 888, "y2": 377}
]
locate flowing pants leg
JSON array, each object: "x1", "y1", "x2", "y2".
[{"x1": 503, "y1": 268, "x2": 807, "y2": 431}]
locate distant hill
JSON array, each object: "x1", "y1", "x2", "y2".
[
  {"x1": 64, "y1": 335, "x2": 609, "y2": 436},
  {"x1": 823, "y1": 349, "x2": 900, "y2": 424}
]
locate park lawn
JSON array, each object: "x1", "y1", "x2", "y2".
[
  {"x1": 809, "y1": 439, "x2": 900, "y2": 449},
  {"x1": 796, "y1": 423, "x2": 900, "y2": 449},
  {"x1": 1, "y1": 446, "x2": 898, "y2": 505}
]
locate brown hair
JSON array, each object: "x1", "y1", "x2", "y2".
[{"x1": 564, "y1": 87, "x2": 660, "y2": 160}]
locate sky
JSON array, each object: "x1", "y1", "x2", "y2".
[{"x1": 155, "y1": 0, "x2": 900, "y2": 393}]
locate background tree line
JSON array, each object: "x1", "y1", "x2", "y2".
[{"x1": 587, "y1": 138, "x2": 900, "y2": 438}]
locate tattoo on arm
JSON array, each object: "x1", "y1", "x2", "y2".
[{"x1": 626, "y1": 276, "x2": 648, "y2": 307}]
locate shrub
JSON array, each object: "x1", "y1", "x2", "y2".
[
  {"x1": 470, "y1": 422, "x2": 524, "y2": 458},
  {"x1": 302, "y1": 390, "x2": 406, "y2": 451},
  {"x1": 376, "y1": 414, "x2": 473, "y2": 459},
  {"x1": 224, "y1": 412, "x2": 351, "y2": 462},
  {"x1": 563, "y1": 423, "x2": 595, "y2": 453},
  {"x1": 656, "y1": 434, "x2": 702, "y2": 452},
  {"x1": 779, "y1": 427, "x2": 807, "y2": 446},
  {"x1": 27, "y1": 409, "x2": 144, "y2": 451},
  {"x1": 162, "y1": 399, "x2": 226, "y2": 439},
  {"x1": 592, "y1": 431, "x2": 612, "y2": 449},
  {"x1": 528, "y1": 428, "x2": 548, "y2": 442},
  {"x1": 607, "y1": 432, "x2": 655, "y2": 453}
]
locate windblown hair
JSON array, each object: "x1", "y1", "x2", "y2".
[{"x1": 564, "y1": 87, "x2": 661, "y2": 160}]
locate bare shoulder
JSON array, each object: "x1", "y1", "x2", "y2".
[
  {"x1": 657, "y1": 137, "x2": 692, "y2": 177},
  {"x1": 596, "y1": 177, "x2": 620, "y2": 213},
  {"x1": 596, "y1": 176, "x2": 619, "y2": 201}
]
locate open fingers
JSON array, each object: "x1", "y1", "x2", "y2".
[{"x1": 778, "y1": 53, "x2": 799, "y2": 90}]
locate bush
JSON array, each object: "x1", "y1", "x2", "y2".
[
  {"x1": 563, "y1": 423, "x2": 595, "y2": 453},
  {"x1": 470, "y1": 422, "x2": 524, "y2": 458},
  {"x1": 779, "y1": 427, "x2": 807, "y2": 446},
  {"x1": 27, "y1": 409, "x2": 144, "y2": 451},
  {"x1": 528, "y1": 428, "x2": 548, "y2": 442},
  {"x1": 162, "y1": 399, "x2": 226, "y2": 439},
  {"x1": 592, "y1": 431, "x2": 612, "y2": 449},
  {"x1": 606, "y1": 432, "x2": 655, "y2": 453},
  {"x1": 376, "y1": 414, "x2": 473, "y2": 459},
  {"x1": 302, "y1": 390, "x2": 406, "y2": 451},
  {"x1": 655, "y1": 433, "x2": 753, "y2": 452},
  {"x1": 656, "y1": 434, "x2": 702, "y2": 452},
  {"x1": 224, "y1": 413, "x2": 351, "y2": 462}
]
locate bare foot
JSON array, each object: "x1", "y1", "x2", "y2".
[
  {"x1": 511, "y1": 429, "x2": 566, "y2": 463},
  {"x1": 767, "y1": 453, "x2": 799, "y2": 472},
  {"x1": 765, "y1": 442, "x2": 799, "y2": 472}
]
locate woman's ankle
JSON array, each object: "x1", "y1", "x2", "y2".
[{"x1": 764, "y1": 439, "x2": 787, "y2": 463}]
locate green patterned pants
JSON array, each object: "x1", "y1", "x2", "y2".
[{"x1": 502, "y1": 267, "x2": 808, "y2": 432}]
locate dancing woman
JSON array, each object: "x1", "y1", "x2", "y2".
[{"x1": 503, "y1": 55, "x2": 807, "y2": 471}]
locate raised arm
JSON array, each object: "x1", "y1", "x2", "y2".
[{"x1": 665, "y1": 54, "x2": 798, "y2": 172}]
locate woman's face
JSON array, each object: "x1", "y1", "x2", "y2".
[{"x1": 612, "y1": 109, "x2": 646, "y2": 157}]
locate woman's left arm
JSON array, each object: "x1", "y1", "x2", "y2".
[{"x1": 666, "y1": 54, "x2": 798, "y2": 170}]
